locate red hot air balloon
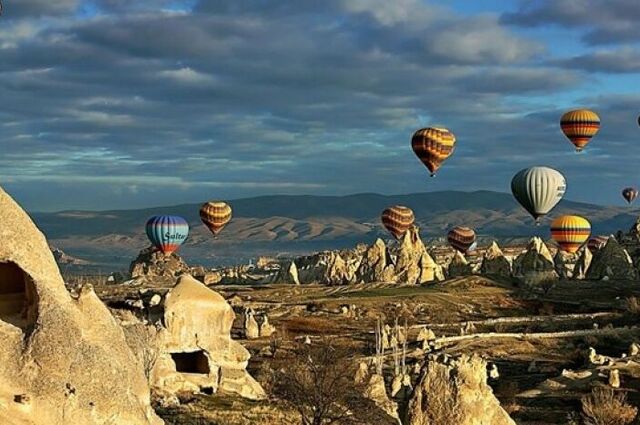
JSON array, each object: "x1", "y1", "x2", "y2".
[
  {"x1": 622, "y1": 187, "x2": 639, "y2": 205},
  {"x1": 381, "y1": 206, "x2": 415, "y2": 239},
  {"x1": 447, "y1": 226, "x2": 476, "y2": 254}
]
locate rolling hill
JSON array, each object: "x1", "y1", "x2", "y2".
[{"x1": 31, "y1": 191, "x2": 640, "y2": 271}]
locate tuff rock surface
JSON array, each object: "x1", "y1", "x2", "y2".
[{"x1": 0, "y1": 187, "x2": 161, "y2": 425}]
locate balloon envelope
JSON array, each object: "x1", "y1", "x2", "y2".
[
  {"x1": 511, "y1": 166, "x2": 566, "y2": 224},
  {"x1": 550, "y1": 215, "x2": 591, "y2": 253},
  {"x1": 411, "y1": 127, "x2": 456, "y2": 176},
  {"x1": 560, "y1": 109, "x2": 600, "y2": 152},
  {"x1": 145, "y1": 215, "x2": 189, "y2": 254},
  {"x1": 381, "y1": 205, "x2": 415, "y2": 239},
  {"x1": 622, "y1": 187, "x2": 638, "y2": 205},
  {"x1": 447, "y1": 226, "x2": 476, "y2": 254},
  {"x1": 200, "y1": 201, "x2": 232, "y2": 236}
]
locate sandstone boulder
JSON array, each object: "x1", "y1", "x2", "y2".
[
  {"x1": 480, "y1": 241, "x2": 511, "y2": 277},
  {"x1": 512, "y1": 237, "x2": 558, "y2": 285},
  {"x1": 405, "y1": 355, "x2": 515, "y2": 425},
  {"x1": 0, "y1": 187, "x2": 161, "y2": 425},
  {"x1": 586, "y1": 237, "x2": 637, "y2": 280},
  {"x1": 148, "y1": 275, "x2": 265, "y2": 400},
  {"x1": 448, "y1": 250, "x2": 473, "y2": 277},
  {"x1": 129, "y1": 246, "x2": 190, "y2": 279}
]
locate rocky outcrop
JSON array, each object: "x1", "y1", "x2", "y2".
[
  {"x1": 274, "y1": 260, "x2": 300, "y2": 284},
  {"x1": 296, "y1": 250, "x2": 360, "y2": 285},
  {"x1": 129, "y1": 246, "x2": 190, "y2": 278},
  {"x1": 50, "y1": 245, "x2": 90, "y2": 266},
  {"x1": 448, "y1": 250, "x2": 473, "y2": 277},
  {"x1": 405, "y1": 354, "x2": 515, "y2": 425},
  {"x1": 512, "y1": 237, "x2": 557, "y2": 285},
  {"x1": 586, "y1": 237, "x2": 637, "y2": 280},
  {"x1": 0, "y1": 187, "x2": 161, "y2": 425},
  {"x1": 148, "y1": 275, "x2": 265, "y2": 400},
  {"x1": 356, "y1": 239, "x2": 396, "y2": 283},
  {"x1": 554, "y1": 250, "x2": 577, "y2": 279},
  {"x1": 480, "y1": 241, "x2": 511, "y2": 277},
  {"x1": 395, "y1": 228, "x2": 424, "y2": 284},
  {"x1": 573, "y1": 248, "x2": 592, "y2": 280}
]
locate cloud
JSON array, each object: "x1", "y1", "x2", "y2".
[
  {"x1": 555, "y1": 47, "x2": 640, "y2": 73},
  {"x1": 503, "y1": 0, "x2": 640, "y2": 44},
  {"x1": 1, "y1": 0, "x2": 632, "y2": 210}
]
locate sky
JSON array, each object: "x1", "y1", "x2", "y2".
[{"x1": 1, "y1": 0, "x2": 640, "y2": 211}]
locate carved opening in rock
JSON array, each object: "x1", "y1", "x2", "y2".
[
  {"x1": 0, "y1": 262, "x2": 38, "y2": 332},
  {"x1": 170, "y1": 350, "x2": 210, "y2": 374}
]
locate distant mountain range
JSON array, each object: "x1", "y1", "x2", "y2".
[{"x1": 32, "y1": 191, "x2": 640, "y2": 272}]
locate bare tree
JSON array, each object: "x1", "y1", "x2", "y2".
[{"x1": 271, "y1": 340, "x2": 395, "y2": 425}]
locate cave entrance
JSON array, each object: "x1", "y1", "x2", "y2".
[
  {"x1": 170, "y1": 350, "x2": 210, "y2": 374},
  {"x1": 0, "y1": 262, "x2": 38, "y2": 331}
]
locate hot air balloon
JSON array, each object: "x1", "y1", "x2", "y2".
[
  {"x1": 145, "y1": 215, "x2": 189, "y2": 255},
  {"x1": 411, "y1": 127, "x2": 456, "y2": 177},
  {"x1": 550, "y1": 215, "x2": 591, "y2": 253},
  {"x1": 587, "y1": 235, "x2": 609, "y2": 253},
  {"x1": 622, "y1": 187, "x2": 639, "y2": 205},
  {"x1": 381, "y1": 206, "x2": 415, "y2": 239},
  {"x1": 560, "y1": 109, "x2": 600, "y2": 152},
  {"x1": 447, "y1": 226, "x2": 476, "y2": 254},
  {"x1": 200, "y1": 201, "x2": 232, "y2": 236},
  {"x1": 511, "y1": 166, "x2": 566, "y2": 224}
]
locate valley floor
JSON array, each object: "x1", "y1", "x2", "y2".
[{"x1": 95, "y1": 276, "x2": 640, "y2": 424}]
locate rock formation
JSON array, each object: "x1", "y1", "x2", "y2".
[
  {"x1": 395, "y1": 228, "x2": 426, "y2": 284},
  {"x1": 274, "y1": 260, "x2": 300, "y2": 284},
  {"x1": 405, "y1": 355, "x2": 515, "y2": 425},
  {"x1": 129, "y1": 246, "x2": 190, "y2": 279},
  {"x1": 553, "y1": 250, "x2": 576, "y2": 279},
  {"x1": 244, "y1": 309, "x2": 260, "y2": 339},
  {"x1": 356, "y1": 239, "x2": 396, "y2": 283},
  {"x1": 296, "y1": 250, "x2": 359, "y2": 285},
  {"x1": 480, "y1": 241, "x2": 511, "y2": 277},
  {"x1": 512, "y1": 237, "x2": 557, "y2": 285},
  {"x1": 586, "y1": 237, "x2": 637, "y2": 280},
  {"x1": 50, "y1": 245, "x2": 90, "y2": 266},
  {"x1": 573, "y1": 247, "x2": 592, "y2": 280},
  {"x1": 148, "y1": 275, "x2": 265, "y2": 400},
  {"x1": 0, "y1": 187, "x2": 161, "y2": 425},
  {"x1": 448, "y1": 250, "x2": 473, "y2": 277}
]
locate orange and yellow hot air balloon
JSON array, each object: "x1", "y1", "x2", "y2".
[
  {"x1": 411, "y1": 127, "x2": 456, "y2": 177},
  {"x1": 200, "y1": 201, "x2": 232, "y2": 237},
  {"x1": 560, "y1": 109, "x2": 600, "y2": 152},
  {"x1": 550, "y1": 215, "x2": 591, "y2": 253},
  {"x1": 381, "y1": 205, "x2": 415, "y2": 239}
]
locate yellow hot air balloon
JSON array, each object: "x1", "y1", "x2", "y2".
[
  {"x1": 411, "y1": 127, "x2": 456, "y2": 177},
  {"x1": 550, "y1": 215, "x2": 591, "y2": 253},
  {"x1": 200, "y1": 201, "x2": 232, "y2": 236},
  {"x1": 560, "y1": 109, "x2": 600, "y2": 152}
]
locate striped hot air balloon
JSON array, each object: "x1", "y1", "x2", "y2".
[
  {"x1": 447, "y1": 226, "x2": 476, "y2": 254},
  {"x1": 200, "y1": 201, "x2": 232, "y2": 236},
  {"x1": 560, "y1": 109, "x2": 600, "y2": 152},
  {"x1": 622, "y1": 187, "x2": 639, "y2": 205},
  {"x1": 411, "y1": 127, "x2": 456, "y2": 177},
  {"x1": 587, "y1": 235, "x2": 609, "y2": 253},
  {"x1": 381, "y1": 206, "x2": 415, "y2": 239},
  {"x1": 550, "y1": 215, "x2": 591, "y2": 254},
  {"x1": 511, "y1": 166, "x2": 566, "y2": 225},
  {"x1": 145, "y1": 215, "x2": 189, "y2": 255}
]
